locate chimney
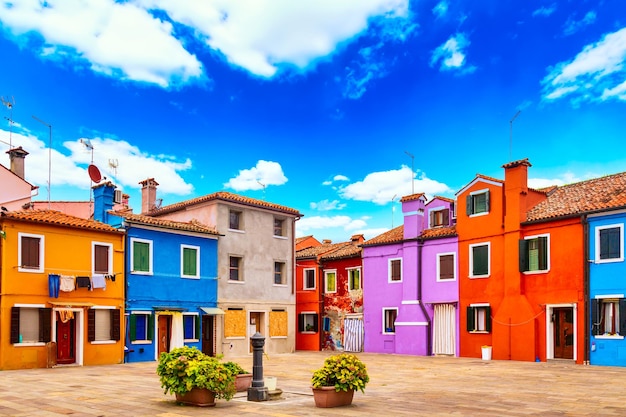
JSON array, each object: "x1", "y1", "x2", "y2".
[
  {"x1": 140, "y1": 178, "x2": 159, "y2": 214},
  {"x1": 6, "y1": 147, "x2": 28, "y2": 179},
  {"x1": 322, "y1": 239, "x2": 332, "y2": 245},
  {"x1": 401, "y1": 193, "x2": 427, "y2": 239},
  {"x1": 350, "y1": 234, "x2": 364, "y2": 245},
  {"x1": 93, "y1": 182, "x2": 115, "y2": 224},
  {"x1": 502, "y1": 158, "x2": 531, "y2": 229}
]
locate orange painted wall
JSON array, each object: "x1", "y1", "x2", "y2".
[
  {"x1": 0, "y1": 218, "x2": 125, "y2": 369},
  {"x1": 295, "y1": 257, "x2": 321, "y2": 350}
]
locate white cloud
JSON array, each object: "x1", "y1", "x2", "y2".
[
  {"x1": 563, "y1": 11, "x2": 597, "y2": 36},
  {"x1": 296, "y1": 214, "x2": 369, "y2": 234},
  {"x1": 430, "y1": 32, "x2": 476, "y2": 73},
  {"x1": 542, "y1": 27, "x2": 626, "y2": 103},
  {"x1": 224, "y1": 160, "x2": 288, "y2": 191},
  {"x1": 432, "y1": 1, "x2": 448, "y2": 19},
  {"x1": 532, "y1": 4, "x2": 557, "y2": 17},
  {"x1": 0, "y1": 0, "x2": 204, "y2": 88},
  {"x1": 310, "y1": 199, "x2": 347, "y2": 211},
  {"x1": 334, "y1": 174, "x2": 349, "y2": 181},
  {"x1": 339, "y1": 165, "x2": 451, "y2": 205}
]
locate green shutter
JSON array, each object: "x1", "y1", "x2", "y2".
[
  {"x1": 195, "y1": 314, "x2": 201, "y2": 339},
  {"x1": 473, "y1": 246, "x2": 488, "y2": 276},
  {"x1": 147, "y1": 314, "x2": 154, "y2": 340},
  {"x1": 183, "y1": 247, "x2": 197, "y2": 276},
  {"x1": 133, "y1": 241, "x2": 149, "y2": 272},
  {"x1": 129, "y1": 314, "x2": 137, "y2": 341},
  {"x1": 538, "y1": 236, "x2": 548, "y2": 270},
  {"x1": 519, "y1": 239, "x2": 529, "y2": 272},
  {"x1": 485, "y1": 306, "x2": 492, "y2": 332},
  {"x1": 466, "y1": 195, "x2": 473, "y2": 215}
]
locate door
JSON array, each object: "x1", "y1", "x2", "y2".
[
  {"x1": 553, "y1": 307, "x2": 574, "y2": 359},
  {"x1": 202, "y1": 315, "x2": 215, "y2": 356},
  {"x1": 249, "y1": 312, "x2": 262, "y2": 353},
  {"x1": 343, "y1": 317, "x2": 364, "y2": 352},
  {"x1": 56, "y1": 314, "x2": 76, "y2": 365},
  {"x1": 433, "y1": 304, "x2": 456, "y2": 356},
  {"x1": 158, "y1": 315, "x2": 172, "y2": 356}
]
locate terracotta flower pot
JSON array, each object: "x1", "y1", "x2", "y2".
[
  {"x1": 175, "y1": 388, "x2": 216, "y2": 407},
  {"x1": 235, "y1": 373, "x2": 253, "y2": 392},
  {"x1": 312, "y1": 386, "x2": 355, "y2": 408}
]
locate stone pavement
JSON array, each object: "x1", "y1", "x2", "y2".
[{"x1": 0, "y1": 351, "x2": 625, "y2": 416}]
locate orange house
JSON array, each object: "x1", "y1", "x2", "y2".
[
  {"x1": 0, "y1": 210, "x2": 125, "y2": 369},
  {"x1": 457, "y1": 159, "x2": 586, "y2": 363}
]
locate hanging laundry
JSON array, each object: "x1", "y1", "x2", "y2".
[
  {"x1": 48, "y1": 274, "x2": 60, "y2": 298},
  {"x1": 76, "y1": 276, "x2": 91, "y2": 290},
  {"x1": 92, "y1": 274, "x2": 106, "y2": 290},
  {"x1": 58, "y1": 310, "x2": 74, "y2": 323},
  {"x1": 59, "y1": 275, "x2": 75, "y2": 292}
]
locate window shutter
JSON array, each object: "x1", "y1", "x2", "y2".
[
  {"x1": 440, "y1": 255, "x2": 454, "y2": 279},
  {"x1": 148, "y1": 314, "x2": 155, "y2": 340},
  {"x1": 111, "y1": 309, "x2": 121, "y2": 341},
  {"x1": 429, "y1": 211, "x2": 435, "y2": 227},
  {"x1": 129, "y1": 314, "x2": 137, "y2": 341},
  {"x1": 195, "y1": 315, "x2": 201, "y2": 339},
  {"x1": 485, "y1": 191, "x2": 490, "y2": 212},
  {"x1": 538, "y1": 236, "x2": 548, "y2": 270},
  {"x1": 619, "y1": 299, "x2": 626, "y2": 336},
  {"x1": 88, "y1": 309, "x2": 96, "y2": 342},
  {"x1": 298, "y1": 314, "x2": 304, "y2": 332},
  {"x1": 95, "y1": 245, "x2": 109, "y2": 274},
  {"x1": 608, "y1": 228, "x2": 620, "y2": 258},
  {"x1": 485, "y1": 306, "x2": 492, "y2": 332},
  {"x1": 443, "y1": 209, "x2": 449, "y2": 226},
  {"x1": 40, "y1": 308, "x2": 52, "y2": 342},
  {"x1": 519, "y1": 239, "x2": 529, "y2": 272},
  {"x1": 466, "y1": 195, "x2": 473, "y2": 215},
  {"x1": 591, "y1": 299, "x2": 601, "y2": 336},
  {"x1": 313, "y1": 314, "x2": 319, "y2": 332},
  {"x1": 10, "y1": 307, "x2": 20, "y2": 344},
  {"x1": 466, "y1": 306, "x2": 475, "y2": 332},
  {"x1": 183, "y1": 248, "x2": 196, "y2": 276}
]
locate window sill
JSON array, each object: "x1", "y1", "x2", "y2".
[
  {"x1": 224, "y1": 336, "x2": 246, "y2": 340},
  {"x1": 14, "y1": 342, "x2": 46, "y2": 347},
  {"x1": 594, "y1": 258, "x2": 624, "y2": 264},
  {"x1": 270, "y1": 336, "x2": 288, "y2": 339},
  {"x1": 184, "y1": 339, "x2": 200, "y2": 343},
  {"x1": 181, "y1": 276, "x2": 200, "y2": 280},
  {"x1": 595, "y1": 334, "x2": 625, "y2": 340},
  {"x1": 273, "y1": 283, "x2": 288, "y2": 287},
  {"x1": 18, "y1": 268, "x2": 44, "y2": 273},
  {"x1": 469, "y1": 330, "x2": 490, "y2": 334},
  {"x1": 273, "y1": 235, "x2": 288, "y2": 240},
  {"x1": 90, "y1": 340, "x2": 116, "y2": 345},
  {"x1": 469, "y1": 275, "x2": 490, "y2": 279},
  {"x1": 301, "y1": 331, "x2": 317, "y2": 334},
  {"x1": 228, "y1": 280, "x2": 245, "y2": 284},
  {"x1": 523, "y1": 270, "x2": 549, "y2": 275},
  {"x1": 131, "y1": 340, "x2": 152, "y2": 345},
  {"x1": 303, "y1": 288, "x2": 316, "y2": 291},
  {"x1": 228, "y1": 229, "x2": 245, "y2": 234}
]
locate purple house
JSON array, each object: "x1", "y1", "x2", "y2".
[{"x1": 362, "y1": 194, "x2": 458, "y2": 356}]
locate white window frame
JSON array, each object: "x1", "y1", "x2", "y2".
[
  {"x1": 382, "y1": 307, "x2": 398, "y2": 334},
  {"x1": 522, "y1": 233, "x2": 550, "y2": 274},
  {"x1": 183, "y1": 312, "x2": 199, "y2": 342},
  {"x1": 303, "y1": 268, "x2": 316, "y2": 290},
  {"x1": 595, "y1": 223, "x2": 624, "y2": 263},
  {"x1": 301, "y1": 312, "x2": 317, "y2": 333},
  {"x1": 347, "y1": 267, "x2": 362, "y2": 291},
  {"x1": 436, "y1": 252, "x2": 456, "y2": 281},
  {"x1": 92, "y1": 241, "x2": 113, "y2": 275},
  {"x1": 429, "y1": 207, "x2": 447, "y2": 228},
  {"x1": 324, "y1": 269, "x2": 337, "y2": 294},
  {"x1": 130, "y1": 237, "x2": 153, "y2": 275},
  {"x1": 180, "y1": 244, "x2": 200, "y2": 279},
  {"x1": 91, "y1": 306, "x2": 116, "y2": 345},
  {"x1": 14, "y1": 303, "x2": 47, "y2": 346},
  {"x1": 469, "y1": 242, "x2": 490, "y2": 278},
  {"x1": 18, "y1": 232, "x2": 45, "y2": 273},
  {"x1": 469, "y1": 188, "x2": 489, "y2": 217},
  {"x1": 468, "y1": 303, "x2": 490, "y2": 333},
  {"x1": 388, "y1": 258, "x2": 403, "y2": 283}
]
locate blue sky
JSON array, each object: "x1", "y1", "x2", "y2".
[{"x1": 1, "y1": 1, "x2": 625, "y2": 243}]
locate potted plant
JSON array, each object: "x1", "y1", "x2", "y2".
[
  {"x1": 156, "y1": 346, "x2": 236, "y2": 407},
  {"x1": 310, "y1": 353, "x2": 369, "y2": 408},
  {"x1": 223, "y1": 361, "x2": 253, "y2": 392}
]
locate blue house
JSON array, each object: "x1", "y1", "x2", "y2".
[
  {"x1": 589, "y1": 209, "x2": 626, "y2": 366},
  {"x1": 93, "y1": 182, "x2": 222, "y2": 362}
]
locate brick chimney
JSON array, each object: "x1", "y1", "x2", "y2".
[
  {"x1": 140, "y1": 178, "x2": 159, "y2": 214},
  {"x1": 502, "y1": 158, "x2": 531, "y2": 230},
  {"x1": 350, "y1": 234, "x2": 364, "y2": 245},
  {"x1": 6, "y1": 147, "x2": 28, "y2": 179}
]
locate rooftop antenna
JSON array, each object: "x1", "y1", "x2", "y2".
[
  {"x1": 404, "y1": 150, "x2": 415, "y2": 195},
  {"x1": 32, "y1": 115, "x2": 52, "y2": 209},
  {"x1": 108, "y1": 158, "x2": 119, "y2": 177},
  {"x1": 80, "y1": 138, "x2": 96, "y2": 210},
  {"x1": 257, "y1": 180, "x2": 266, "y2": 200},
  {"x1": 509, "y1": 110, "x2": 521, "y2": 161},
  {"x1": 1, "y1": 96, "x2": 15, "y2": 147},
  {"x1": 391, "y1": 194, "x2": 398, "y2": 228}
]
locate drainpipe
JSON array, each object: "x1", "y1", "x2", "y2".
[
  {"x1": 582, "y1": 214, "x2": 590, "y2": 365},
  {"x1": 417, "y1": 238, "x2": 432, "y2": 356}
]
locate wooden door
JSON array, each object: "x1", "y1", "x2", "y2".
[
  {"x1": 553, "y1": 308, "x2": 574, "y2": 359},
  {"x1": 202, "y1": 315, "x2": 214, "y2": 356},
  {"x1": 56, "y1": 316, "x2": 75, "y2": 364},
  {"x1": 249, "y1": 312, "x2": 261, "y2": 353},
  {"x1": 158, "y1": 315, "x2": 171, "y2": 355}
]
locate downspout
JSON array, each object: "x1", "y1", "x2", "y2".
[
  {"x1": 582, "y1": 214, "x2": 590, "y2": 365},
  {"x1": 318, "y1": 258, "x2": 324, "y2": 351},
  {"x1": 417, "y1": 238, "x2": 432, "y2": 356}
]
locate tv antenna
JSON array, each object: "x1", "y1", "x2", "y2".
[
  {"x1": 257, "y1": 180, "x2": 266, "y2": 200},
  {"x1": 108, "y1": 158, "x2": 119, "y2": 177},
  {"x1": 404, "y1": 150, "x2": 415, "y2": 194},
  {"x1": 509, "y1": 110, "x2": 521, "y2": 161},
  {"x1": 1, "y1": 96, "x2": 15, "y2": 147},
  {"x1": 391, "y1": 194, "x2": 398, "y2": 228}
]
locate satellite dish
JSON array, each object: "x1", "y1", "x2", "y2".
[{"x1": 88, "y1": 164, "x2": 102, "y2": 183}]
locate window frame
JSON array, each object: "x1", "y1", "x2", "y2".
[
  {"x1": 595, "y1": 224, "x2": 624, "y2": 263},
  {"x1": 347, "y1": 267, "x2": 361, "y2": 291},
  {"x1": 18, "y1": 232, "x2": 45, "y2": 273},
  {"x1": 273, "y1": 217, "x2": 286, "y2": 237},
  {"x1": 469, "y1": 242, "x2": 490, "y2": 278},
  {"x1": 382, "y1": 307, "x2": 398, "y2": 334},
  {"x1": 274, "y1": 261, "x2": 287, "y2": 286},
  {"x1": 11, "y1": 304, "x2": 51, "y2": 346},
  {"x1": 303, "y1": 268, "x2": 316, "y2": 290},
  {"x1": 466, "y1": 189, "x2": 490, "y2": 216},
  {"x1": 180, "y1": 244, "x2": 200, "y2": 279},
  {"x1": 467, "y1": 304, "x2": 492, "y2": 333},
  {"x1": 229, "y1": 209, "x2": 242, "y2": 231},
  {"x1": 229, "y1": 255, "x2": 243, "y2": 282},
  {"x1": 88, "y1": 306, "x2": 120, "y2": 344},
  {"x1": 436, "y1": 252, "x2": 456, "y2": 281},
  {"x1": 388, "y1": 258, "x2": 403, "y2": 283},
  {"x1": 324, "y1": 269, "x2": 337, "y2": 294},
  {"x1": 130, "y1": 237, "x2": 153, "y2": 275},
  {"x1": 92, "y1": 241, "x2": 113, "y2": 275},
  {"x1": 519, "y1": 234, "x2": 550, "y2": 274},
  {"x1": 429, "y1": 207, "x2": 450, "y2": 228},
  {"x1": 129, "y1": 311, "x2": 153, "y2": 344},
  {"x1": 298, "y1": 312, "x2": 319, "y2": 333},
  {"x1": 592, "y1": 296, "x2": 626, "y2": 339},
  {"x1": 183, "y1": 313, "x2": 200, "y2": 341}
]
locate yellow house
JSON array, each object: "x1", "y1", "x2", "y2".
[{"x1": 0, "y1": 209, "x2": 125, "y2": 370}]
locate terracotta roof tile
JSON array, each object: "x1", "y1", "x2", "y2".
[
  {"x1": 363, "y1": 226, "x2": 404, "y2": 246},
  {"x1": 320, "y1": 243, "x2": 361, "y2": 260},
  {"x1": 118, "y1": 212, "x2": 220, "y2": 235},
  {"x1": 421, "y1": 225, "x2": 457, "y2": 239},
  {"x1": 150, "y1": 191, "x2": 302, "y2": 217},
  {"x1": 0, "y1": 210, "x2": 121, "y2": 233},
  {"x1": 526, "y1": 171, "x2": 626, "y2": 222},
  {"x1": 296, "y1": 242, "x2": 350, "y2": 259},
  {"x1": 429, "y1": 196, "x2": 455, "y2": 204},
  {"x1": 400, "y1": 193, "x2": 425, "y2": 203}
]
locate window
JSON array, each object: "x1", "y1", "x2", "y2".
[
  {"x1": 596, "y1": 224, "x2": 624, "y2": 262},
  {"x1": 229, "y1": 256, "x2": 243, "y2": 281},
  {"x1": 437, "y1": 253, "x2": 456, "y2": 281},
  {"x1": 229, "y1": 210, "x2": 242, "y2": 230},
  {"x1": 274, "y1": 218, "x2": 285, "y2": 236},
  {"x1": 274, "y1": 261, "x2": 286, "y2": 285},
  {"x1": 466, "y1": 190, "x2": 490, "y2": 216},
  {"x1": 469, "y1": 243, "x2": 490, "y2": 278},
  {"x1": 181, "y1": 245, "x2": 200, "y2": 278},
  {"x1": 224, "y1": 308, "x2": 246, "y2": 337},
  {"x1": 383, "y1": 308, "x2": 398, "y2": 334},
  {"x1": 298, "y1": 313, "x2": 318, "y2": 333},
  {"x1": 88, "y1": 308, "x2": 121, "y2": 342},
  {"x1": 389, "y1": 258, "x2": 402, "y2": 282},
  {"x1": 18, "y1": 233, "x2": 44, "y2": 272},
  {"x1": 592, "y1": 298, "x2": 626, "y2": 336},
  {"x1": 303, "y1": 268, "x2": 316, "y2": 290},
  {"x1": 183, "y1": 314, "x2": 200, "y2": 340},
  {"x1": 129, "y1": 312, "x2": 153, "y2": 342},
  {"x1": 430, "y1": 208, "x2": 450, "y2": 228},
  {"x1": 270, "y1": 310, "x2": 288, "y2": 337},
  {"x1": 131, "y1": 238, "x2": 152, "y2": 274},
  {"x1": 93, "y1": 242, "x2": 112, "y2": 274},
  {"x1": 348, "y1": 267, "x2": 361, "y2": 290},
  {"x1": 324, "y1": 270, "x2": 337, "y2": 293},
  {"x1": 519, "y1": 235, "x2": 549, "y2": 272},
  {"x1": 10, "y1": 306, "x2": 51, "y2": 344},
  {"x1": 467, "y1": 305, "x2": 492, "y2": 333}
]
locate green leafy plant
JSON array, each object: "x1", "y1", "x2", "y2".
[
  {"x1": 311, "y1": 353, "x2": 370, "y2": 393},
  {"x1": 156, "y1": 346, "x2": 236, "y2": 400},
  {"x1": 223, "y1": 361, "x2": 250, "y2": 375}
]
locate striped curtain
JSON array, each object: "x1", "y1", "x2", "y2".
[
  {"x1": 433, "y1": 304, "x2": 456, "y2": 355},
  {"x1": 343, "y1": 318, "x2": 364, "y2": 352}
]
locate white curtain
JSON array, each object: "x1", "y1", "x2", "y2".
[
  {"x1": 169, "y1": 312, "x2": 184, "y2": 350},
  {"x1": 433, "y1": 304, "x2": 455, "y2": 355},
  {"x1": 343, "y1": 318, "x2": 364, "y2": 352}
]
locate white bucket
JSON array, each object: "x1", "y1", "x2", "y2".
[
  {"x1": 265, "y1": 376, "x2": 277, "y2": 390},
  {"x1": 481, "y1": 346, "x2": 492, "y2": 360}
]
